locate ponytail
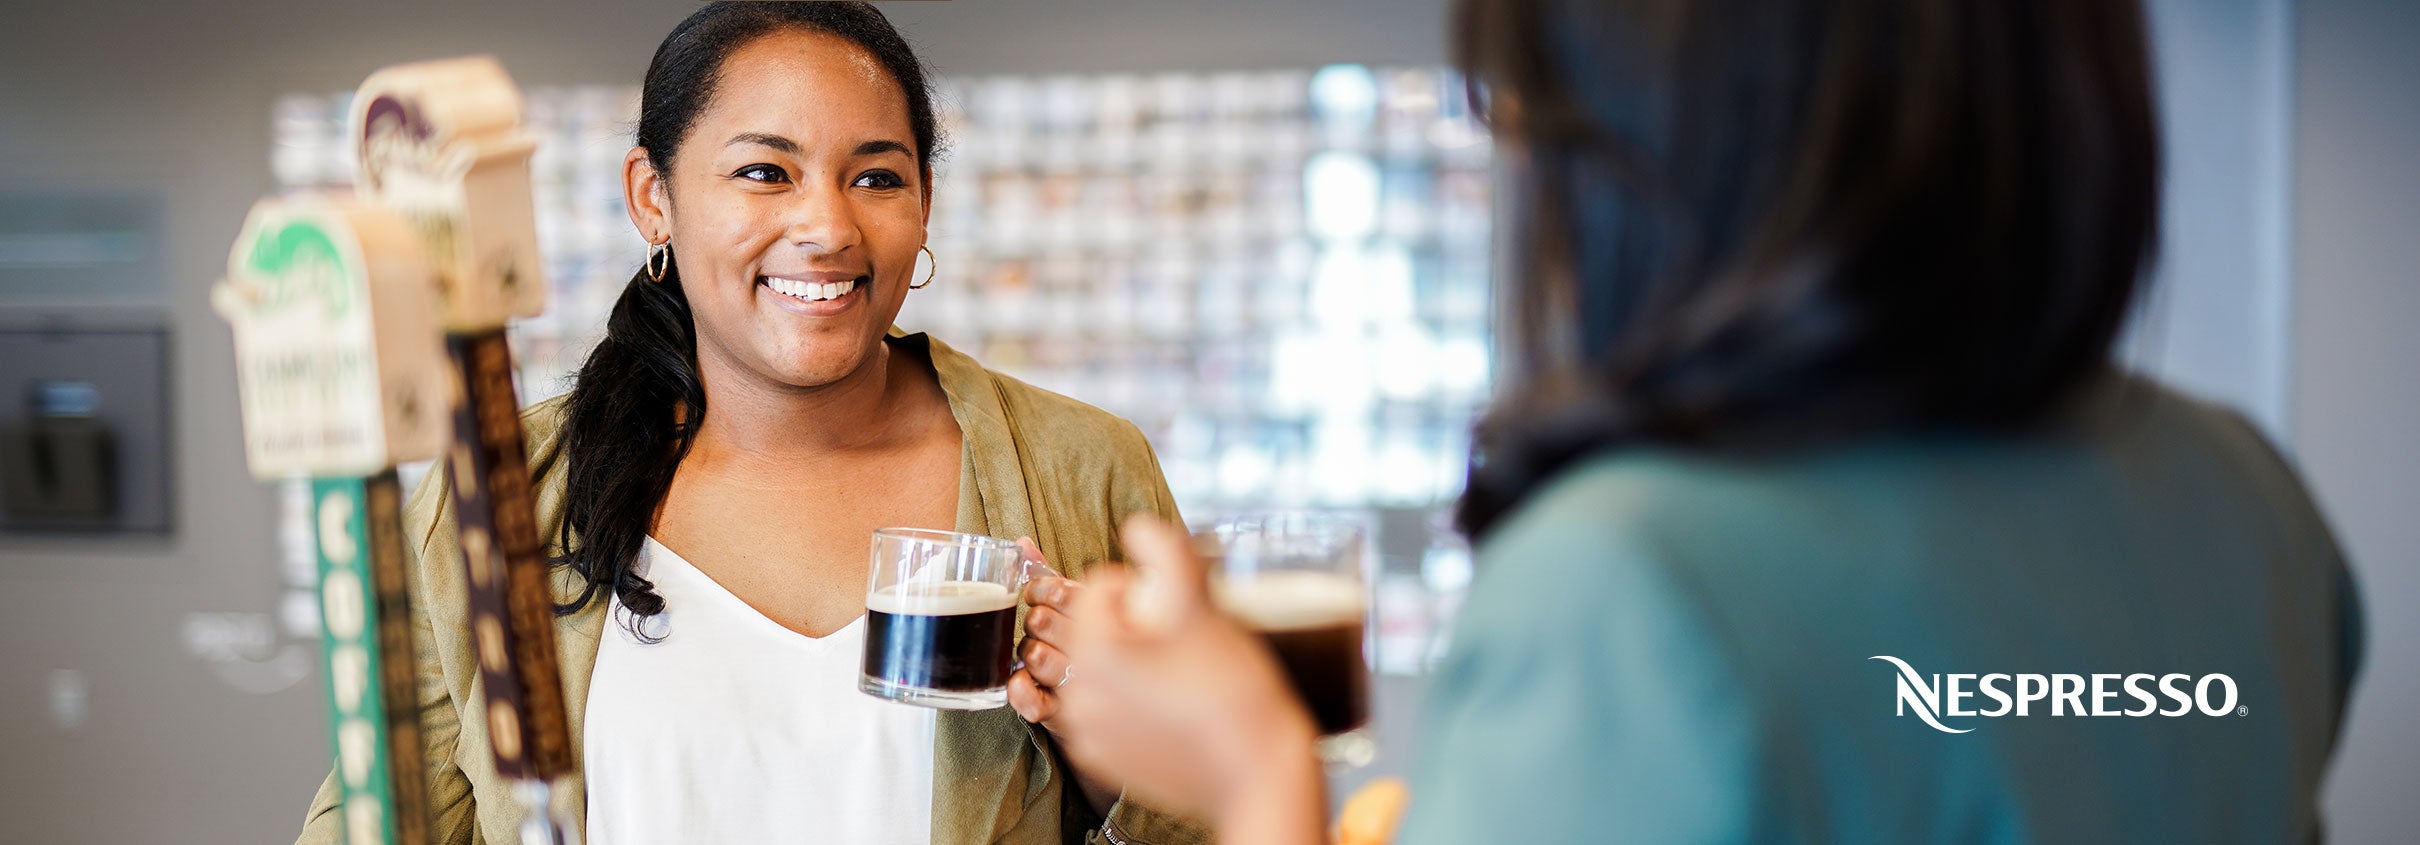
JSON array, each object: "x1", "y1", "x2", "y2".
[{"x1": 554, "y1": 254, "x2": 703, "y2": 640}]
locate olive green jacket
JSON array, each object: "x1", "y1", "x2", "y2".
[{"x1": 300, "y1": 331, "x2": 1208, "y2": 845}]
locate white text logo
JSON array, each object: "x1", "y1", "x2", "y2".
[{"x1": 1869, "y1": 656, "x2": 2239, "y2": 734}]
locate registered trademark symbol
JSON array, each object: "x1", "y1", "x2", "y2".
[{"x1": 2238, "y1": 706, "x2": 2250, "y2": 717}]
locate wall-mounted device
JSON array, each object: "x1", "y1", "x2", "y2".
[{"x1": 0, "y1": 328, "x2": 170, "y2": 534}]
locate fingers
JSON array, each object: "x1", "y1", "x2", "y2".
[
  {"x1": 1118, "y1": 516, "x2": 1210, "y2": 597},
  {"x1": 1064, "y1": 562, "x2": 1138, "y2": 648},
  {"x1": 1026, "y1": 605, "x2": 1078, "y2": 657},
  {"x1": 1016, "y1": 534, "x2": 1087, "y2": 613},
  {"x1": 1012, "y1": 637, "x2": 1073, "y2": 726},
  {"x1": 1024, "y1": 575, "x2": 1085, "y2": 612},
  {"x1": 1020, "y1": 637, "x2": 1073, "y2": 689},
  {"x1": 1026, "y1": 604, "x2": 1062, "y2": 640},
  {"x1": 1005, "y1": 669, "x2": 1059, "y2": 725},
  {"x1": 1117, "y1": 516, "x2": 1213, "y2": 631}
]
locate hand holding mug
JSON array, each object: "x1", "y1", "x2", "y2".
[
  {"x1": 1008, "y1": 537, "x2": 1081, "y2": 728},
  {"x1": 1051, "y1": 516, "x2": 1324, "y2": 834}
]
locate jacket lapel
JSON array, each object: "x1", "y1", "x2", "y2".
[
  {"x1": 529, "y1": 433, "x2": 606, "y2": 834},
  {"x1": 921, "y1": 330, "x2": 1039, "y2": 545},
  {"x1": 917, "y1": 331, "x2": 1060, "y2": 845},
  {"x1": 546, "y1": 567, "x2": 606, "y2": 833}
]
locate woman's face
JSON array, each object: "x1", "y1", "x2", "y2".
[{"x1": 625, "y1": 29, "x2": 929, "y2": 392}]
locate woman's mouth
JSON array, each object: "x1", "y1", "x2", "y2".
[
  {"x1": 762, "y1": 275, "x2": 861, "y2": 302},
  {"x1": 759, "y1": 274, "x2": 867, "y2": 314}
]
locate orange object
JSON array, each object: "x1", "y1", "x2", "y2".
[{"x1": 1335, "y1": 778, "x2": 1410, "y2": 845}]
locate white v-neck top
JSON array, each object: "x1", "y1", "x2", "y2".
[{"x1": 583, "y1": 537, "x2": 937, "y2": 845}]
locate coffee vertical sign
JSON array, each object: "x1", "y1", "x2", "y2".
[
  {"x1": 347, "y1": 57, "x2": 579, "y2": 843},
  {"x1": 216, "y1": 199, "x2": 451, "y2": 845}
]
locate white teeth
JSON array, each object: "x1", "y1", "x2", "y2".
[{"x1": 766, "y1": 277, "x2": 856, "y2": 302}]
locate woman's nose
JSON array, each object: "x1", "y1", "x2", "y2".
[{"x1": 782, "y1": 183, "x2": 862, "y2": 254}]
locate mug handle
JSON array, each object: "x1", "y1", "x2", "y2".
[{"x1": 1012, "y1": 550, "x2": 1055, "y2": 595}]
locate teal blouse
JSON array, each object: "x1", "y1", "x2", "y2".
[{"x1": 1402, "y1": 376, "x2": 2361, "y2": 843}]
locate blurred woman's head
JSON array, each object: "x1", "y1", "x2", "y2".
[{"x1": 1452, "y1": 0, "x2": 2162, "y2": 536}]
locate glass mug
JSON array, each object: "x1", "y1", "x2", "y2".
[
  {"x1": 1193, "y1": 512, "x2": 1375, "y2": 766},
  {"x1": 859, "y1": 528, "x2": 1039, "y2": 710}
]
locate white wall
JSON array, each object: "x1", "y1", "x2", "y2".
[
  {"x1": 2292, "y1": 0, "x2": 2420, "y2": 840},
  {"x1": 2136, "y1": 0, "x2": 2298, "y2": 438}
]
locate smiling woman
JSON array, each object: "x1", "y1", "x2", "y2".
[{"x1": 293, "y1": 4, "x2": 1209, "y2": 845}]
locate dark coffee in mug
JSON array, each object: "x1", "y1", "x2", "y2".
[
  {"x1": 863, "y1": 581, "x2": 1019, "y2": 694},
  {"x1": 1223, "y1": 571, "x2": 1370, "y2": 736}
]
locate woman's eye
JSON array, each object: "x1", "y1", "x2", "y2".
[
  {"x1": 854, "y1": 170, "x2": 906, "y2": 189},
  {"x1": 734, "y1": 164, "x2": 789, "y2": 183}
]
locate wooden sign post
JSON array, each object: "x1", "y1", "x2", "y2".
[
  {"x1": 216, "y1": 198, "x2": 451, "y2": 845},
  {"x1": 348, "y1": 56, "x2": 578, "y2": 845}
]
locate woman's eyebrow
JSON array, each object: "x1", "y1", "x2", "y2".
[
  {"x1": 720, "y1": 133, "x2": 912, "y2": 160},
  {"x1": 726, "y1": 132, "x2": 801, "y2": 155}
]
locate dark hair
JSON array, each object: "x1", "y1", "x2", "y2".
[
  {"x1": 1451, "y1": 0, "x2": 2163, "y2": 538},
  {"x1": 555, "y1": 1, "x2": 942, "y2": 632}
]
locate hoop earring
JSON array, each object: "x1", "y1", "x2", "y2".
[
  {"x1": 910, "y1": 245, "x2": 937, "y2": 290},
  {"x1": 647, "y1": 241, "x2": 670, "y2": 282}
]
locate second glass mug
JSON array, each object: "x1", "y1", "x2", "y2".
[
  {"x1": 1193, "y1": 512, "x2": 1375, "y2": 767},
  {"x1": 859, "y1": 528, "x2": 1042, "y2": 710}
]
